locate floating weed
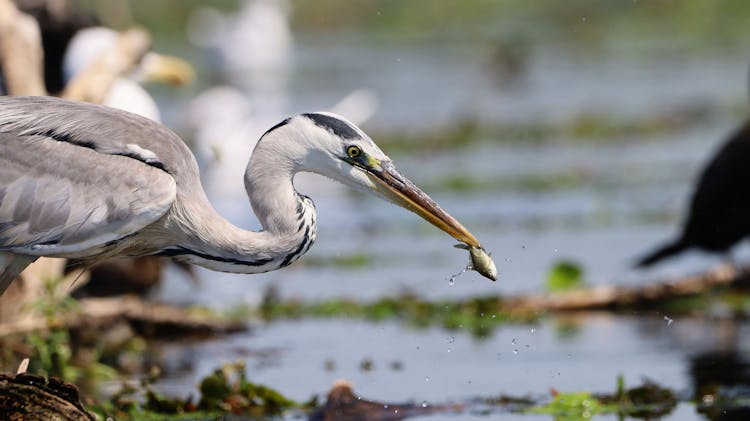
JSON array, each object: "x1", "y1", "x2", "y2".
[
  {"x1": 546, "y1": 260, "x2": 585, "y2": 293},
  {"x1": 528, "y1": 391, "x2": 605, "y2": 420},
  {"x1": 302, "y1": 252, "x2": 374, "y2": 268},
  {"x1": 92, "y1": 361, "x2": 298, "y2": 420},
  {"x1": 255, "y1": 288, "x2": 536, "y2": 338},
  {"x1": 527, "y1": 377, "x2": 678, "y2": 420}
]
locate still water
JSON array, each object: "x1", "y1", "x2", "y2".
[{"x1": 146, "y1": 28, "x2": 750, "y2": 419}]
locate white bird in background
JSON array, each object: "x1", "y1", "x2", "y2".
[
  {"x1": 64, "y1": 27, "x2": 193, "y2": 121},
  {"x1": 185, "y1": 0, "x2": 378, "y2": 224},
  {"x1": 187, "y1": 0, "x2": 292, "y2": 100}
]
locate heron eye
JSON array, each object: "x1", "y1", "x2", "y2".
[{"x1": 346, "y1": 145, "x2": 362, "y2": 158}]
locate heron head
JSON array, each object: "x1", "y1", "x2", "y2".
[{"x1": 265, "y1": 112, "x2": 480, "y2": 247}]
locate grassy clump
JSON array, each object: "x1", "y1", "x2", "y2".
[
  {"x1": 528, "y1": 376, "x2": 677, "y2": 419},
  {"x1": 259, "y1": 287, "x2": 536, "y2": 338},
  {"x1": 92, "y1": 362, "x2": 299, "y2": 420},
  {"x1": 546, "y1": 260, "x2": 585, "y2": 293}
]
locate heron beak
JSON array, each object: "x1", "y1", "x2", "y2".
[
  {"x1": 364, "y1": 160, "x2": 480, "y2": 247},
  {"x1": 137, "y1": 52, "x2": 195, "y2": 86}
]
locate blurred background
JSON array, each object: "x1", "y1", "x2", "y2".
[{"x1": 6, "y1": 1, "x2": 750, "y2": 419}]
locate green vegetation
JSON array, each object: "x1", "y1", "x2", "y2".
[
  {"x1": 546, "y1": 260, "x2": 585, "y2": 293},
  {"x1": 372, "y1": 102, "x2": 738, "y2": 156},
  {"x1": 425, "y1": 170, "x2": 592, "y2": 194},
  {"x1": 23, "y1": 276, "x2": 118, "y2": 384},
  {"x1": 301, "y1": 252, "x2": 374, "y2": 268},
  {"x1": 529, "y1": 391, "x2": 606, "y2": 420},
  {"x1": 91, "y1": 362, "x2": 300, "y2": 420},
  {"x1": 528, "y1": 376, "x2": 677, "y2": 419},
  {"x1": 291, "y1": 0, "x2": 750, "y2": 49},
  {"x1": 259, "y1": 287, "x2": 535, "y2": 338}
]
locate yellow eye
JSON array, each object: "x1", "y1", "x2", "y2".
[{"x1": 346, "y1": 145, "x2": 362, "y2": 158}]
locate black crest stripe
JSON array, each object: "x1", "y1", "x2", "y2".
[
  {"x1": 260, "y1": 117, "x2": 291, "y2": 139},
  {"x1": 303, "y1": 113, "x2": 361, "y2": 140}
]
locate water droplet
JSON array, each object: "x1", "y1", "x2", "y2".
[
  {"x1": 530, "y1": 327, "x2": 536, "y2": 333},
  {"x1": 384, "y1": 404, "x2": 389, "y2": 409},
  {"x1": 448, "y1": 266, "x2": 468, "y2": 285},
  {"x1": 394, "y1": 409, "x2": 399, "y2": 414},
  {"x1": 664, "y1": 315, "x2": 673, "y2": 326},
  {"x1": 581, "y1": 16, "x2": 587, "y2": 22},
  {"x1": 448, "y1": 336, "x2": 455, "y2": 344},
  {"x1": 513, "y1": 349, "x2": 518, "y2": 355},
  {"x1": 447, "y1": 348, "x2": 452, "y2": 353},
  {"x1": 424, "y1": 376, "x2": 430, "y2": 382},
  {"x1": 491, "y1": 314, "x2": 496, "y2": 319},
  {"x1": 511, "y1": 338, "x2": 517, "y2": 345},
  {"x1": 422, "y1": 401, "x2": 428, "y2": 408},
  {"x1": 525, "y1": 344, "x2": 530, "y2": 349}
]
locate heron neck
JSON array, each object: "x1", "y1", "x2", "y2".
[{"x1": 165, "y1": 139, "x2": 316, "y2": 274}]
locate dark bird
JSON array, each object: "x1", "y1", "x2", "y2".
[{"x1": 637, "y1": 121, "x2": 750, "y2": 267}]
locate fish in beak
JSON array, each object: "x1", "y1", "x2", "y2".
[{"x1": 363, "y1": 160, "x2": 497, "y2": 281}]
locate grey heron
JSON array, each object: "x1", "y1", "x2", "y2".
[{"x1": 0, "y1": 96, "x2": 494, "y2": 296}]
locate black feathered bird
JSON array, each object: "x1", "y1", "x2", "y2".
[{"x1": 637, "y1": 121, "x2": 750, "y2": 267}]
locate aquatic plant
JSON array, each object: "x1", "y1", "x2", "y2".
[
  {"x1": 546, "y1": 260, "x2": 585, "y2": 293},
  {"x1": 258, "y1": 287, "x2": 536, "y2": 339},
  {"x1": 92, "y1": 362, "x2": 298, "y2": 420}
]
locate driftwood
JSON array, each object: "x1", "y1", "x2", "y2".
[
  {"x1": 0, "y1": 373, "x2": 96, "y2": 421},
  {"x1": 0, "y1": 295, "x2": 247, "y2": 338},
  {"x1": 0, "y1": 0, "x2": 46, "y2": 95},
  {"x1": 503, "y1": 263, "x2": 748, "y2": 313}
]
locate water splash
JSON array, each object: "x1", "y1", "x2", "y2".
[
  {"x1": 448, "y1": 266, "x2": 468, "y2": 286},
  {"x1": 664, "y1": 315, "x2": 674, "y2": 326}
]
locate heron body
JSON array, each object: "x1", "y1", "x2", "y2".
[
  {"x1": 637, "y1": 121, "x2": 750, "y2": 267},
  {"x1": 0, "y1": 96, "x2": 488, "y2": 295}
]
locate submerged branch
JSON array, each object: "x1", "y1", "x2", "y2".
[
  {"x1": 503, "y1": 263, "x2": 748, "y2": 313},
  {"x1": 0, "y1": 295, "x2": 246, "y2": 338}
]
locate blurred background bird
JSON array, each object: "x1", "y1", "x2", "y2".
[{"x1": 636, "y1": 120, "x2": 750, "y2": 268}]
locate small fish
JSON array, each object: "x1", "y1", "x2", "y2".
[{"x1": 454, "y1": 244, "x2": 498, "y2": 281}]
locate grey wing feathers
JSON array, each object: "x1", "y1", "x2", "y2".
[
  {"x1": 0, "y1": 96, "x2": 200, "y2": 185},
  {"x1": 0, "y1": 97, "x2": 182, "y2": 256}
]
